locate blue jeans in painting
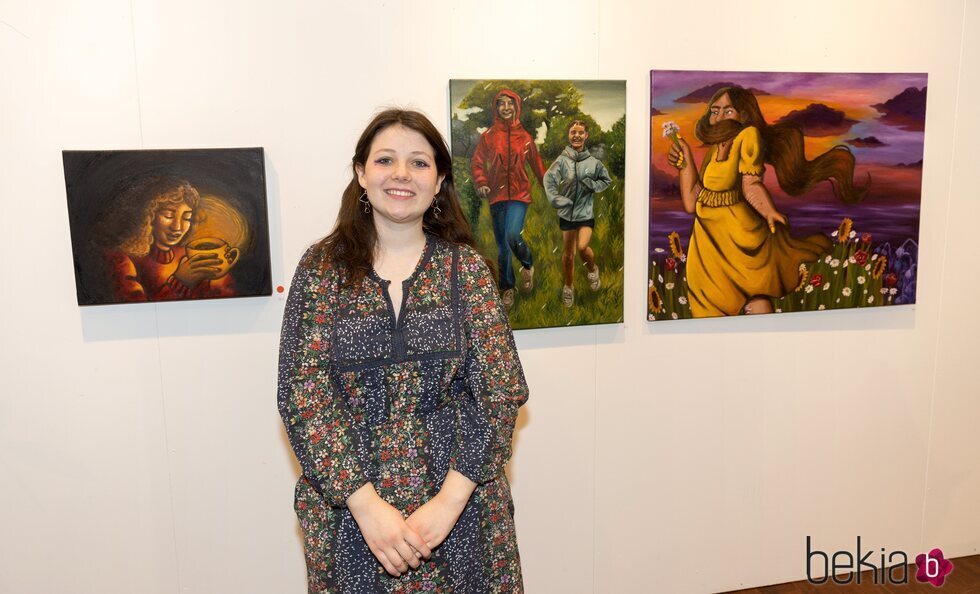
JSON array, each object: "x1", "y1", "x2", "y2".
[{"x1": 490, "y1": 200, "x2": 532, "y2": 291}]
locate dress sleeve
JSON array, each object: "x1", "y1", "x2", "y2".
[
  {"x1": 737, "y1": 126, "x2": 765, "y2": 176},
  {"x1": 278, "y1": 253, "x2": 371, "y2": 506},
  {"x1": 451, "y1": 248, "x2": 529, "y2": 485}
]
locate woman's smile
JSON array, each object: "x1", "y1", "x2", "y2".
[{"x1": 384, "y1": 188, "x2": 416, "y2": 199}]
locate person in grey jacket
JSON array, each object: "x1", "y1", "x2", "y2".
[{"x1": 544, "y1": 119, "x2": 612, "y2": 307}]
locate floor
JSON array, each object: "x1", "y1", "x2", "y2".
[{"x1": 722, "y1": 554, "x2": 980, "y2": 593}]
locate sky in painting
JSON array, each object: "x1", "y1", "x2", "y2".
[
  {"x1": 649, "y1": 70, "x2": 928, "y2": 254},
  {"x1": 651, "y1": 70, "x2": 927, "y2": 175}
]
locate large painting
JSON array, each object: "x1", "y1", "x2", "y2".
[
  {"x1": 63, "y1": 148, "x2": 272, "y2": 305},
  {"x1": 648, "y1": 71, "x2": 926, "y2": 320},
  {"x1": 450, "y1": 79, "x2": 626, "y2": 330}
]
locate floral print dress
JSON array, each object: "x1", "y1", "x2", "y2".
[{"x1": 278, "y1": 235, "x2": 528, "y2": 593}]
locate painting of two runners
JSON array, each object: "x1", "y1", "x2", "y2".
[{"x1": 450, "y1": 79, "x2": 626, "y2": 330}]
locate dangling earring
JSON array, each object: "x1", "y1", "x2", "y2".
[
  {"x1": 432, "y1": 198, "x2": 442, "y2": 219},
  {"x1": 359, "y1": 191, "x2": 371, "y2": 213}
]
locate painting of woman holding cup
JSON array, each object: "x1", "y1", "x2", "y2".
[
  {"x1": 63, "y1": 148, "x2": 272, "y2": 305},
  {"x1": 106, "y1": 179, "x2": 242, "y2": 301}
]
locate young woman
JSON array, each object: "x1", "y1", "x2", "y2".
[
  {"x1": 668, "y1": 86, "x2": 866, "y2": 317},
  {"x1": 279, "y1": 109, "x2": 528, "y2": 592},
  {"x1": 544, "y1": 119, "x2": 612, "y2": 307}
]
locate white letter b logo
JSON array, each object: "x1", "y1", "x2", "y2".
[{"x1": 926, "y1": 556, "x2": 939, "y2": 578}]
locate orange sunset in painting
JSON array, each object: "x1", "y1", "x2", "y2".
[{"x1": 648, "y1": 70, "x2": 926, "y2": 321}]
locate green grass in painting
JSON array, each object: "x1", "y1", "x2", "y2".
[{"x1": 453, "y1": 156, "x2": 624, "y2": 330}]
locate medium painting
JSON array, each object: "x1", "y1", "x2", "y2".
[
  {"x1": 63, "y1": 148, "x2": 272, "y2": 305},
  {"x1": 450, "y1": 79, "x2": 626, "y2": 330},
  {"x1": 648, "y1": 70, "x2": 926, "y2": 320}
]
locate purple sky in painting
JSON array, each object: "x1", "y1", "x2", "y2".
[{"x1": 650, "y1": 70, "x2": 927, "y2": 166}]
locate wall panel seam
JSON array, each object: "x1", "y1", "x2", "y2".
[{"x1": 918, "y1": 0, "x2": 969, "y2": 555}]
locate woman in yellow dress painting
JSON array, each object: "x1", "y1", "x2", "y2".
[{"x1": 668, "y1": 86, "x2": 866, "y2": 317}]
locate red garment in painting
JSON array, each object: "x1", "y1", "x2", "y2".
[
  {"x1": 470, "y1": 89, "x2": 546, "y2": 205},
  {"x1": 107, "y1": 245, "x2": 235, "y2": 302}
]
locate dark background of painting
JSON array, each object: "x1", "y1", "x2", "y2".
[{"x1": 63, "y1": 148, "x2": 272, "y2": 305}]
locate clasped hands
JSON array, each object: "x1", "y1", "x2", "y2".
[{"x1": 347, "y1": 472, "x2": 475, "y2": 578}]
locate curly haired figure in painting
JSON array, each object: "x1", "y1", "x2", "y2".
[
  {"x1": 107, "y1": 179, "x2": 237, "y2": 301},
  {"x1": 668, "y1": 85, "x2": 867, "y2": 317}
]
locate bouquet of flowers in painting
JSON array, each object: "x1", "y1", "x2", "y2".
[
  {"x1": 648, "y1": 70, "x2": 925, "y2": 320},
  {"x1": 63, "y1": 148, "x2": 272, "y2": 305},
  {"x1": 450, "y1": 79, "x2": 626, "y2": 330}
]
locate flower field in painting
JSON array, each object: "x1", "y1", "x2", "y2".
[{"x1": 647, "y1": 219, "x2": 918, "y2": 321}]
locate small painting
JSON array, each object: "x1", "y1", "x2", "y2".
[
  {"x1": 63, "y1": 148, "x2": 272, "y2": 305},
  {"x1": 450, "y1": 79, "x2": 626, "y2": 330},
  {"x1": 648, "y1": 70, "x2": 926, "y2": 320}
]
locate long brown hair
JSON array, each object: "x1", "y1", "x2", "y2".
[
  {"x1": 307, "y1": 108, "x2": 488, "y2": 285},
  {"x1": 118, "y1": 179, "x2": 203, "y2": 257},
  {"x1": 695, "y1": 86, "x2": 868, "y2": 203}
]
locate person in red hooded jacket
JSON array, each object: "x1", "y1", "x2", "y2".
[{"x1": 470, "y1": 89, "x2": 546, "y2": 309}]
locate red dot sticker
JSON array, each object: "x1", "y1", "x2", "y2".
[{"x1": 277, "y1": 285, "x2": 285, "y2": 293}]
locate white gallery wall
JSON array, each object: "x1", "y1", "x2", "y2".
[{"x1": 1, "y1": 0, "x2": 977, "y2": 592}]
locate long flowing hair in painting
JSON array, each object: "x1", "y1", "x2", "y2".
[
  {"x1": 117, "y1": 178, "x2": 204, "y2": 256},
  {"x1": 695, "y1": 86, "x2": 869, "y2": 204},
  {"x1": 307, "y1": 108, "x2": 488, "y2": 286}
]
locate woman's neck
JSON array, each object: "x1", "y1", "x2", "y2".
[
  {"x1": 372, "y1": 217, "x2": 427, "y2": 269},
  {"x1": 374, "y1": 217, "x2": 426, "y2": 250}
]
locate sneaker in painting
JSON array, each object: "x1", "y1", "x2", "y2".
[
  {"x1": 561, "y1": 285, "x2": 574, "y2": 308},
  {"x1": 501, "y1": 288, "x2": 515, "y2": 310},
  {"x1": 519, "y1": 265, "x2": 534, "y2": 293},
  {"x1": 587, "y1": 264, "x2": 600, "y2": 291}
]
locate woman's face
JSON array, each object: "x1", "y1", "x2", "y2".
[
  {"x1": 496, "y1": 95, "x2": 516, "y2": 122},
  {"x1": 568, "y1": 124, "x2": 588, "y2": 151},
  {"x1": 355, "y1": 124, "x2": 445, "y2": 230},
  {"x1": 152, "y1": 201, "x2": 193, "y2": 248},
  {"x1": 708, "y1": 93, "x2": 741, "y2": 126}
]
